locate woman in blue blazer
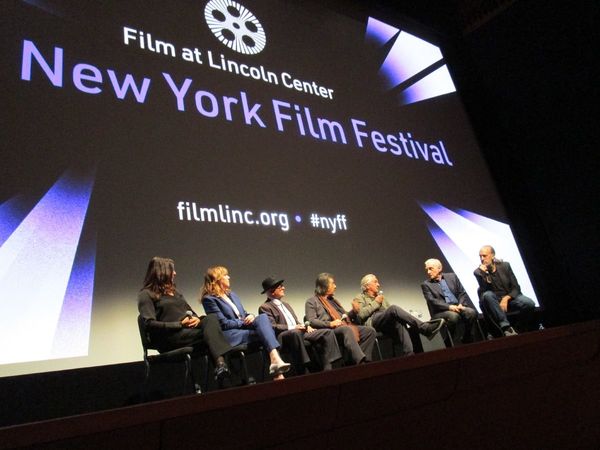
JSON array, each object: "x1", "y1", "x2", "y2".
[{"x1": 201, "y1": 266, "x2": 290, "y2": 379}]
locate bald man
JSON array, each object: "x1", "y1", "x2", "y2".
[
  {"x1": 421, "y1": 259, "x2": 478, "y2": 343},
  {"x1": 474, "y1": 245, "x2": 536, "y2": 336}
]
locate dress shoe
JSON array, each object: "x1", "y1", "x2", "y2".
[
  {"x1": 420, "y1": 318, "x2": 445, "y2": 340},
  {"x1": 214, "y1": 361, "x2": 230, "y2": 381},
  {"x1": 503, "y1": 326, "x2": 518, "y2": 337},
  {"x1": 269, "y1": 362, "x2": 291, "y2": 376}
]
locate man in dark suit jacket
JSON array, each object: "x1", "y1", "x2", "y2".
[
  {"x1": 474, "y1": 245, "x2": 536, "y2": 336},
  {"x1": 258, "y1": 277, "x2": 341, "y2": 374},
  {"x1": 421, "y1": 259, "x2": 478, "y2": 343},
  {"x1": 305, "y1": 273, "x2": 376, "y2": 365}
]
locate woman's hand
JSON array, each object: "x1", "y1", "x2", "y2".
[
  {"x1": 243, "y1": 314, "x2": 255, "y2": 325},
  {"x1": 182, "y1": 316, "x2": 201, "y2": 328}
]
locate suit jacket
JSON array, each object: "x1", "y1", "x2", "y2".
[
  {"x1": 421, "y1": 273, "x2": 472, "y2": 315},
  {"x1": 305, "y1": 295, "x2": 347, "y2": 329},
  {"x1": 473, "y1": 261, "x2": 521, "y2": 299},
  {"x1": 259, "y1": 299, "x2": 300, "y2": 335},
  {"x1": 202, "y1": 291, "x2": 251, "y2": 346}
]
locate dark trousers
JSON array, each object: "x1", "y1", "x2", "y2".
[
  {"x1": 278, "y1": 328, "x2": 341, "y2": 373},
  {"x1": 333, "y1": 325, "x2": 376, "y2": 364},
  {"x1": 432, "y1": 307, "x2": 478, "y2": 340},
  {"x1": 480, "y1": 291, "x2": 536, "y2": 332},
  {"x1": 169, "y1": 313, "x2": 232, "y2": 362},
  {"x1": 371, "y1": 305, "x2": 425, "y2": 356}
]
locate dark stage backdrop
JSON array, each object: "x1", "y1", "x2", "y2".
[{"x1": 0, "y1": 0, "x2": 538, "y2": 376}]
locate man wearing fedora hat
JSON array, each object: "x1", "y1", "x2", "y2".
[{"x1": 259, "y1": 277, "x2": 342, "y2": 374}]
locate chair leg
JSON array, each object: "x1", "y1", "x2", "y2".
[
  {"x1": 184, "y1": 354, "x2": 194, "y2": 395},
  {"x1": 479, "y1": 302, "x2": 504, "y2": 338},
  {"x1": 238, "y1": 351, "x2": 250, "y2": 385},
  {"x1": 142, "y1": 360, "x2": 150, "y2": 401},
  {"x1": 374, "y1": 338, "x2": 383, "y2": 361},
  {"x1": 475, "y1": 318, "x2": 487, "y2": 341},
  {"x1": 443, "y1": 324, "x2": 454, "y2": 347},
  {"x1": 259, "y1": 349, "x2": 266, "y2": 382},
  {"x1": 202, "y1": 354, "x2": 210, "y2": 393}
]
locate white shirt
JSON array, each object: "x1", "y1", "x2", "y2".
[
  {"x1": 271, "y1": 298, "x2": 297, "y2": 330},
  {"x1": 220, "y1": 295, "x2": 242, "y2": 319}
]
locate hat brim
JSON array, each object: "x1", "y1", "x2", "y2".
[{"x1": 261, "y1": 279, "x2": 284, "y2": 294}]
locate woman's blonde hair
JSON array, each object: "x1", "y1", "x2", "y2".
[{"x1": 200, "y1": 265, "x2": 229, "y2": 298}]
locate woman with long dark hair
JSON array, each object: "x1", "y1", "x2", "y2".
[
  {"x1": 137, "y1": 257, "x2": 232, "y2": 381},
  {"x1": 201, "y1": 266, "x2": 290, "y2": 379}
]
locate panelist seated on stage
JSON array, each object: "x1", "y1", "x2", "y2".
[
  {"x1": 258, "y1": 277, "x2": 342, "y2": 374},
  {"x1": 305, "y1": 273, "x2": 376, "y2": 365},
  {"x1": 350, "y1": 274, "x2": 445, "y2": 357},
  {"x1": 421, "y1": 259, "x2": 478, "y2": 344},
  {"x1": 201, "y1": 266, "x2": 290, "y2": 379},
  {"x1": 474, "y1": 245, "x2": 536, "y2": 336},
  {"x1": 137, "y1": 257, "x2": 233, "y2": 382}
]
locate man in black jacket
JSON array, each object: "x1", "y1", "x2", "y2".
[{"x1": 474, "y1": 245, "x2": 536, "y2": 336}]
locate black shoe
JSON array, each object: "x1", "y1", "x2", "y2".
[
  {"x1": 420, "y1": 318, "x2": 445, "y2": 340},
  {"x1": 503, "y1": 327, "x2": 518, "y2": 337},
  {"x1": 214, "y1": 361, "x2": 230, "y2": 381}
]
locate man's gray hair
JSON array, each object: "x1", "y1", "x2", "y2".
[
  {"x1": 424, "y1": 258, "x2": 443, "y2": 269},
  {"x1": 360, "y1": 274, "x2": 377, "y2": 292}
]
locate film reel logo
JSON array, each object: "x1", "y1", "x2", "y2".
[{"x1": 204, "y1": 0, "x2": 266, "y2": 55}]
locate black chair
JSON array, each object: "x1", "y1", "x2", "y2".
[
  {"x1": 425, "y1": 298, "x2": 485, "y2": 344},
  {"x1": 137, "y1": 315, "x2": 208, "y2": 398},
  {"x1": 225, "y1": 342, "x2": 267, "y2": 385}
]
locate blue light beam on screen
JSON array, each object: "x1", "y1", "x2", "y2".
[
  {"x1": 50, "y1": 229, "x2": 96, "y2": 358},
  {"x1": 379, "y1": 31, "x2": 443, "y2": 90},
  {"x1": 0, "y1": 196, "x2": 31, "y2": 247},
  {"x1": 20, "y1": 0, "x2": 65, "y2": 17},
  {"x1": 400, "y1": 64, "x2": 456, "y2": 106},
  {"x1": 365, "y1": 17, "x2": 399, "y2": 47},
  {"x1": 420, "y1": 202, "x2": 539, "y2": 312},
  {"x1": 0, "y1": 170, "x2": 95, "y2": 365}
]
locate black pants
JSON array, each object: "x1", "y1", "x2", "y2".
[
  {"x1": 371, "y1": 305, "x2": 424, "y2": 356},
  {"x1": 161, "y1": 314, "x2": 232, "y2": 362}
]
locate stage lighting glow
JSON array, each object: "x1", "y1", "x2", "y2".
[
  {"x1": 0, "y1": 171, "x2": 95, "y2": 365},
  {"x1": 400, "y1": 64, "x2": 456, "y2": 106}
]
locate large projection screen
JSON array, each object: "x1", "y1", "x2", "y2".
[{"x1": 0, "y1": 0, "x2": 539, "y2": 377}]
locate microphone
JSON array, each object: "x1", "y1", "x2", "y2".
[
  {"x1": 378, "y1": 290, "x2": 383, "y2": 296},
  {"x1": 341, "y1": 313, "x2": 348, "y2": 321},
  {"x1": 185, "y1": 310, "x2": 194, "y2": 318}
]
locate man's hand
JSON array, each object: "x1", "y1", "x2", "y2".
[
  {"x1": 351, "y1": 299, "x2": 361, "y2": 313},
  {"x1": 479, "y1": 264, "x2": 489, "y2": 273},
  {"x1": 449, "y1": 305, "x2": 460, "y2": 312},
  {"x1": 295, "y1": 324, "x2": 306, "y2": 331},
  {"x1": 500, "y1": 296, "x2": 511, "y2": 312},
  {"x1": 330, "y1": 319, "x2": 343, "y2": 328},
  {"x1": 375, "y1": 294, "x2": 384, "y2": 305}
]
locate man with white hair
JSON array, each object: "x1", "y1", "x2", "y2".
[
  {"x1": 421, "y1": 258, "x2": 478, "y2": 343},
  {"x1": 350, "y1": 274, "x2": 445, "y2": 357}
]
